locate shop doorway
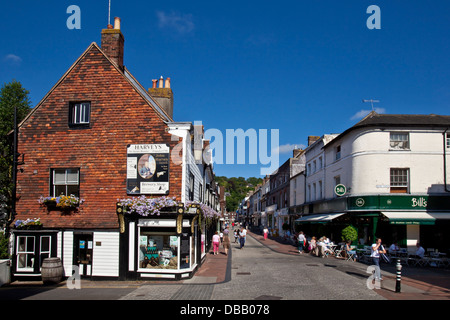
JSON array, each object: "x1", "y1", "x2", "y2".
[{"x1": 73, "y1": 233, "x2": 93, "y2": 278}]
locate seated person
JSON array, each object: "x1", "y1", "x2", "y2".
[
  {"x1": 344, "y1": 241, "x2": 356, "y2": 261},
  {"x1": 415, "y1": 243, "x2": 425, "y2": 258},
  {"x1": 318, "y1": 237, "x2": 333, "y2": 256},
  {"x1": 388, "y1": 242, "x2": 400, "y2": 255},
  {"x1": 409, "y1": 242, "x2": 425, "y2": 259}
]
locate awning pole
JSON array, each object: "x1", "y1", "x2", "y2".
[{"x1": 372, "y1": 217, "x2": 378, "y2": 242}]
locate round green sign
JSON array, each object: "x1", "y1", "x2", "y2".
[{"x1": 334, "y1": 184, "x2": 346, "y2": 196}]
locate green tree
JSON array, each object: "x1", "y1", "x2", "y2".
[
  {"x1": 215, "y1": 176, "x2": 263, "y2": 212},
  {"x1": 341, "y1": 225, "x2": 358, "y2": 243},
  {"x1": 0, "y1": 80, "x2": 31, "y2": 227}
]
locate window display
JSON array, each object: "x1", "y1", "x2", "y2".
[{"x1": 139, "y1": 231, "x2": 178, "y2": 270}]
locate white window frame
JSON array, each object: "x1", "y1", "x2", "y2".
[
  {"x1": 390, "y1": 132, "x2": 410, "y2": 150},
  {"x1": 71, "y1": 102, "x2": 90, "y2": 125},
  {"x1": 17, "y1": 236, "x2": 35, "y2": 272},
  {"x1": 390, "y1": 168, "x2": 410, "y2": 193},
  {"x1": 39, "y1": 236, "x2": 52, "y2": 269},
  {"x1": 52, "y1": 168, "x2": 80, "y2": 197}
]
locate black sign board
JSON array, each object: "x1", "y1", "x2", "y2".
[{"x1": 180, "y1": 233, "x2": 190, "y2": 269}]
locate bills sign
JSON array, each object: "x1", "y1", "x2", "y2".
[{"x1": 126, "y1": 144, "x2": 170, "y2": 195}]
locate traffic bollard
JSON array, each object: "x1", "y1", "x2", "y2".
[{"x1": 395, "y1": 258, "x2": 402, "y2": 293}]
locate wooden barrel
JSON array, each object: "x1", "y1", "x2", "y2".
[{"x1": 41, "y1": 257, "x2": 63, "y2": 284}]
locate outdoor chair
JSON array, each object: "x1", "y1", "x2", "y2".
[
  {"x1": 334, "y1": 244, "x2": 344, "y2": 258},
  {"x1": 346, "y1": 249, "x2": 356, "y2": 261}
]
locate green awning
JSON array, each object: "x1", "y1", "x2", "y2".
[{"x1": 381, "y1": 211, "x2": 435, "y2": 225}]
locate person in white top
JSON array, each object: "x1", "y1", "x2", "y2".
[
  {"x1": 239, "y1": 227, "x2": 247, "y2": 249},
  {"x1": 212, "y1": 231, "x2": 221, "y2": 255},
  {"x1": 371, "y1": 238, "x2": 386, "y2": 281},
  {"x1": 297, "y1": 231, "x2": 306, "y2": 254}
]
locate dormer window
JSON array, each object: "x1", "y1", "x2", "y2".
[{"x1": 69, "y1": 102, "x2": 90, "y2": 127}]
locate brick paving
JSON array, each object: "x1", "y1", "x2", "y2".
[
  {"x1": 180, "y1": 229, "x2": 450, "y2": 300},
  {"x1": 244, "y1": 230, "x2": 450, "y2": 300}
]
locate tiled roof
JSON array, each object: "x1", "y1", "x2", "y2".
[{"x1": 325, "y1": 111, "x2": 450, "y2": 147}]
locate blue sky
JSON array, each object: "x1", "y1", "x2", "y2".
[{"x1": 1, "y1": 1, "x2": 449, "y2": 179}]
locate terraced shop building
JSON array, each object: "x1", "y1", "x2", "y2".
[
  {"x1": 10, "y1": 18, "x2": 220, "y2": 281},
  {"x1": 295, "y1": 111, "x2": 450, "y2": 253}
]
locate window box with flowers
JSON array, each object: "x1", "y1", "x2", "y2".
[
  {"x1": 14, "y1": 218, "x2": 43, "y2": 230},
  {"x1": 38, "y1": 195, "x2": 84, "y2": 211}
]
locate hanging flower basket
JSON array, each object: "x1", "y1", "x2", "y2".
[
  {"x1": 116, "y1": 196, "x2": 221, "y2": 222},
  {"x1": 38, "y1": 195, "x2": 84, "y2": 210}
]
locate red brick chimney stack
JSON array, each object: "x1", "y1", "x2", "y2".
[
  {"x1": 148, "y1": 76, "x2": 174, "y2": 119},
  {"x1": 101, "y1": 17, "x2": 125, "y2": 70}
]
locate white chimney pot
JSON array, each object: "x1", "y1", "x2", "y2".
[{"x1": 114, "y1": 17, "x2": 121, "y2": 30}]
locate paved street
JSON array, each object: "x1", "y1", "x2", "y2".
[
  {"x1": 121, "y1": 234, "x2": 382, "y2": 300},
  {"x1": 1, "y1": 231, "x2": 449, "y2": 302}
]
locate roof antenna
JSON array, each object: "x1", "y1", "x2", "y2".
[
  {"x1": 362, "y1": 99, "x2": 380, "y2": 111},
  {"x1": 108, "y1": 0, "x2": 111, "y2": 25}
]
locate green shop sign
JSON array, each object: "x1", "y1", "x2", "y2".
[{"x1": 347, "y1": 195, "x2": 450, "y2": 211}]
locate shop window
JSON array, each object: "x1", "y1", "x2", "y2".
[
  {"x1": 17, "y1": 236, "x2": 35, "y2": 271},
  {"x1": 139, "y1": 231, "x2": 178, "y2": 270}
]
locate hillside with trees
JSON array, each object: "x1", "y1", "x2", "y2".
[{"x1": 215, "y1": 176, "x2": 263, "y2": 212}]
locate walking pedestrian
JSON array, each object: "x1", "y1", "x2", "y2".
[
  {"x1": 297, "y1": 231, "x2": 306, "y2": 254},
  {"x1": 234, "y1": 229, "x2": 239, "y2": 243},
  {"x1": 219, "y1": 231, "x2": 224, "y2": 244},
  {"x1": 212, "y1": 231, "x2": 220, "y2": 255},
  {"x1": 371, "y1": 238, "x2": 386, "y2": 282},
  {"x1": 223, "y1": 232, "x2": 230, "y2": 255},
  {"x1": 263, "y1": 226, "x2": 268, "y2": 240},
  {"x1": 239, "y1": 227, "x2": 247, "y2": 249}
]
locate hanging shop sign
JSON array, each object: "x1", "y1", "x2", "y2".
[
  {"x1": 126, "y1": 144, "x2": 170, "y2": 195},
  {"x1": 334, "y1": 184, "x2": 346, "y2": 197}
]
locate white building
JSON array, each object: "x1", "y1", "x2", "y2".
[{"x1": 295, "y1": 112, "x2": 450, "y2": 252}]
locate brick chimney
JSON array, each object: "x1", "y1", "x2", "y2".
[
  {"x1": 293, "y1": 148, "x2": 304, "y2": 158},
  {"x1": 101, "y1": 17, "x2": 124, "y2": 70},
  {"x1": 308, "y1": 136, "x2": 320, "y2": 146},
  {"x1": 148, "y1": 76, "x2": 174, "y2": 119}
]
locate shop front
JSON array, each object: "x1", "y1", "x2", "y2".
[
  {"x1": 117, "y1": 203, "x2": 211, "y2": 280},
  {"x1": 347, "y1": 195, "x2": 450, "y2": 251},
  {"x1": 293, "y1": 194, "x2": 450, "y2": 250}
]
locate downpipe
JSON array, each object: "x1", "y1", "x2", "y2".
[{"x1": 444, "y1": 128, "x2": 450, "y2": 193}]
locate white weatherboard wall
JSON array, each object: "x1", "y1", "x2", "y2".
[
  {"x1": 92, "y1": 232, "x2": 120, "y2": 277},
  {"x1": 61, "y1": 231, "x2": 74, "y2": 277}
]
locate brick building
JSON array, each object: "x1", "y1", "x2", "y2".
[{"x1": 11, "y1": 18, "x2": 218, "y2": 281}]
